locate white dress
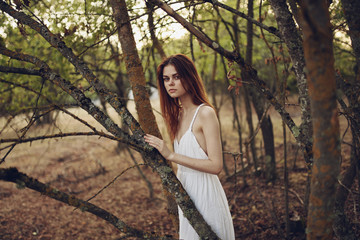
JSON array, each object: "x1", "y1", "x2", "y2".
[{"x1": 174, "y1": 104, "x2": 235, "y2": 240}]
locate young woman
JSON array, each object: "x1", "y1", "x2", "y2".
[{"x1": 144, "y1": 54, "x2": 235, "y2": 239}]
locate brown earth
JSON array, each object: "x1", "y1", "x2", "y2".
[{"x1": 0, "y1": 98, "x2": 358, "y2": 239}]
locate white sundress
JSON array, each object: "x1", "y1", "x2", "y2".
[{"x1": 174, "y1": 104, "x2": 235, "y2": 240}]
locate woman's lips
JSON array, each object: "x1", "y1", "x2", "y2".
[{"x1": 169, "y1": 89, "x2": 176, "y2": 93}]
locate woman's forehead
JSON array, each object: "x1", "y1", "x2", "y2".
[{"x1": 163, "y1": 64, "x2": 178, "y2": 76}]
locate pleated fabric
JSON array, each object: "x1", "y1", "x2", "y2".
[{"x1": 174, "y1": 104, "x2": 235, "y2": 240}]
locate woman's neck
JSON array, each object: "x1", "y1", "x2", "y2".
[{"x1": 179, "y1": 94, "x2": 197, "y2": 112}]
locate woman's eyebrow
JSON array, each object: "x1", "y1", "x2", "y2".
[{"x1": 163, "y1": 72, "x2": 179, "y2": 77}]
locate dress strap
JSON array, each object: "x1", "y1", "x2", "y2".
[{"x1": 189, "y1": 103, "x2": 204, "y2": 130}]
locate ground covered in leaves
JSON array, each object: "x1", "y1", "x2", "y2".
[{"x1": 1, "y1": 100, "x2": 359, "y2": 239}]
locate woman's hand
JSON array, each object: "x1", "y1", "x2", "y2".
[{"x1": 144, "y1": 134, "x2": 174, "y2": 160}]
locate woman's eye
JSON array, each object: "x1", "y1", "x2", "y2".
[
  {"x1": 174, "y1": 75, "x2": 180, "y2": 80},
  {"x1": 163, "y1": 78, "x2": 169, "y2": 82}
]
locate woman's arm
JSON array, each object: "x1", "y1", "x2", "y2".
[{"x1": 144, "y1": 107, "x2": 223, "y2": 175}]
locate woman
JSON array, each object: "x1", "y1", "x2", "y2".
[{"x1": 144, "y1": 54, "x2": 235, "y2": 240}]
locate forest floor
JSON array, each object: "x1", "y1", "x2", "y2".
[{"x1": 0, "y1": 96, "x2": 359, "y2": 240}]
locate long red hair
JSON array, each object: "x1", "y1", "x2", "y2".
[{"x1": 157, "y1": 54, "x2": 213, "y2": 141}]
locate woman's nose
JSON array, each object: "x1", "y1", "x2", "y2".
[{"x1": 169, "y1": 78, "x2": 175, "y2": 85}]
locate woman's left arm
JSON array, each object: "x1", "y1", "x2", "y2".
[
  {"x1": 195, "y1": 106, "x2": 223, "y2": 173},
  {"x1": 144, "y1": 106, "x2": 223, "y2": 175}
]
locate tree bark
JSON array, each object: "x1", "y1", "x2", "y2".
[
  {"x1": 300, "y1": 1, "x2": 341, "y2": 239},
  {"x1": 268, "y1": 0, "x2": 313, "y2": 165},
  {"x1": 110, "y1": 0, "x2": 179, "y2": 231},
  {"x1": 242, "y1": 0, "x2": 259, "y2": 171},
  {"x1": 146, "y1": 1, "x2": 167, "y2": 60},
  {"x1": 110, "y1": 0, "x2": 161, "y2": 137}
]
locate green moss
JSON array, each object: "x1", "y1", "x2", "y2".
[
  {"x1": 15, "y1": 180, "x2": 25, "y2": 189},
  {"x1": 80, "y1": 206, "x2": 88, "y2": 212},
  {"x1": 159, "y1": 166, "x2": 173, "y2": 173},
  {"x1": 292, "y1": 125, "x2": 300, "y2": 138}
]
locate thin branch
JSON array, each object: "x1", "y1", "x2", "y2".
[
  {"x1": 245, "y1": 103, "x2": 271, "y2": 146},
  {"x1": 0, "y1": 76, "x2": 47, "y2": 163},
  {"x1": 80, "y1": 163, "x2": 147, "y2": 208},
  {"x1": 0, "y1": 167, "x2": 175, "y2": 240},
  {"x1": 0, "y1": 45, "x2": 142, "y2": 152},
  {"x1": 0, "y1": 78, "x2": 51, "y2": 102},
  {"x1": 0, "y1": 131, "x2": 124, "y2": 150},
  {"x1": 0, "y1": 65, "x2": 41, "y2": 75},
  {"x1": 203, "y1": 0, "x2": 282, "y2": 38},
  {"x1": 0, "y1": 0, "x2": 144, "y2": 138}
]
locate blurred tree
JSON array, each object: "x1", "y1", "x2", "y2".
[{"x1": 300, "y1": 1, "x2": 340, "y2": 239}]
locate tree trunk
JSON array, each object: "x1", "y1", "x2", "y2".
[
  {"x1": 340, "y1": 0, "x2": 360, "y2": 147},
  {"x1": 109, "y1": 0, "x2": 178, "y2": 230},
  {"x1": 110, "y1": 0, "x2": 160, "y2": 137},
  {"x1": 268, "y1": 0, "x2": 314, "y2": 218},
  {"x1": 146, "y1": 1, "x2": 167, "y2": 60},
  {"x1": 248, "y1": 87, "x2": 276, "y2": 182},
  {"x1": 268, "y1": 0, "x2": 313, "y2": 165},
  {"x1": 210, "y1": 19, "x2": 219, "y2": 112},
  {"x1": 300, "y1": 1, "x2": 341, "y2": 239},
  {"x1": 244, "y1": 0, "x2": 259, "y2": 172},
  {"x1": 333, "y1": 141, "x2": 357, "y2": 239},
  {"x1": 341, "y1": 0, "x2": 360, "y2": 82}
]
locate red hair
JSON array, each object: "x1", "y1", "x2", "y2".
[{"x1": 157, "y1": 54, "x2": 213, "y2": 141}]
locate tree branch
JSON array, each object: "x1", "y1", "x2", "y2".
[
  {"x1": 0, "y1": 0, "x2": 143, "y2": 138},
  {"x1": 203, "y1": 0, "x2": 282, "y2": 38},
  {"x1": 0, "y1": 131, "x2": 123, "y2": 149},
  {"x1": 268, "y1": 0, "x2": 313, "y2": 164},
  {"x1": 0, "y1": 45, "x2": 142, "y2": 152},
  {"x1": 0, "y1": 65, "x2": 41, "y2": 75},
  {"x1": 0, "y1": 167, "x2": 175, "y2": 240}
]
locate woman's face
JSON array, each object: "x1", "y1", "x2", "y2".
[{"x1": 163, "y1": 64, "x2": 187, "y2": 98}]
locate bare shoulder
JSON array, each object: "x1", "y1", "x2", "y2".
[{"x1": 198, "y1": 105, "x2": 218, "y2": 121}]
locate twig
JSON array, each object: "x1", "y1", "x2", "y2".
[
  {"x1": 280, "y1": 186, "x2": 304, "y2": 205},
  {"x1": 0, "y1": 167, "x2": 173, "y2": 239},
  {"x1": 79, "y1": 163, "x2": 147, "y2": 208},
  {"x1": 338, "y1": 179, "x2": 358, "y2": 221},
  {"x1": 244, "y1": 103, "x2": 271, "y2": 145},
  {"x1": 1, "y1": 77, "x2": 47, "y2": 164},
  {"x1": 0, "y1": 131, "x2": 123, "y2": 151}
]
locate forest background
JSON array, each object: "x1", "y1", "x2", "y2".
[{"x1": 0, "y1": 0, "x2": 359, "y2": 239}]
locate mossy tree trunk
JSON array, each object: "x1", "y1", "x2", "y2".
[
  {"x1": 109, "y1": 0, "x2": 178, "y2": 231},
  {"x1": 300, "y1": 1, "x2": 341, "y2": 239}
]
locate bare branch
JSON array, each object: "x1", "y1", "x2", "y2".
[
  {"x1": 0, "y1": 45, "x2": 142, "y2": 152},
  {"x1": 0, "y1": 167, "x2": 175, "y2": 240},
  {"x1": 0, "y1": 65, "x2": 41, "y2": 75},
  {"x1": 0, "y1": 0, "x2": 143, "y2": 138},
  {"x1": 82, "y1": 163, "x2": 147, "y2": 207},
  {"x1": 0, "y1": 131, "x2": 123, "y2": 148},
  {"x1": 203, "y1": 0, "x2": 282, "y2": 38}
]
